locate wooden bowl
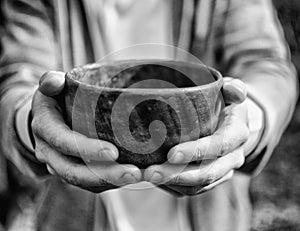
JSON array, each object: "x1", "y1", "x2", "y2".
[{"x1": 64, "y1": 60, "x2": 223, "y2": 168}]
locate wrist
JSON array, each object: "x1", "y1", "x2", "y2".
[{"x1": 0, "y1": 86, "x2": 49, "y2": 178}]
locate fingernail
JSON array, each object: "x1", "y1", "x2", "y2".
[
  {"x1": 47, "y1": 165, "x2": 56, "y2": 175},
  {"x1": 197, "y1": 188, "x2": 207, "y2": 194},
  {"x1": 150, "y1": 172, "x2": 163, "y2": 184},
  {"x1": 39, "y1": 72, "x2": 65, "y2": 96},
  {"x1": 100, "y1": 149, "x2": 118, "y2": 160},
  {"x1": 121, "y1": 173, "x2": 137, "y2": 184},
  {"x1": 172, "y1": 152, "x2": 184, "y2": 163}
]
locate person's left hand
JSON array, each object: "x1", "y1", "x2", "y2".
[{"x1": 144, "y1": 77, "x2": 250, "y2": 196}]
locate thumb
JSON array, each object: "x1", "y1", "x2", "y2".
[
  {"x1": 222, "y1": 77, "x2": 247, "y2": 104},
  {"x1": 39, "y1": 71, "x2": 65, "y2": 97}
]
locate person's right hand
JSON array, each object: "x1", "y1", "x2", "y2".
[{"x1": 31, "y1": 71, "x2": 142, "y2": 193}]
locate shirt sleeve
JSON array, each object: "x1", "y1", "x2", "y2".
[
  {"x1": 0, "y1": 0, "x2": 58, "y2": 189},
  {"x1": 217, "y1": 0, "x2": 299, "y2": 175}
]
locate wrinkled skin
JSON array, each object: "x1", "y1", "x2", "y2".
[
  {"x1": 144, "y1": 77, "x2": 250, "y2": 196},
  {"x1": 32, "y1": 71, "x2": 249, "y2": 195},
  {"x1": 32, "y1": 71, "x2": 142, "y2": 193}
]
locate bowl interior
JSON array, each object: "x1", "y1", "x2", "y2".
[{"x1": 70, "y1": 60, "x2": 219, "y2": 90}]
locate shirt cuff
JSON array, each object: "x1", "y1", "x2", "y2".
[
  {"x1": 243, "y1": 97, "x2": 265, "y2": 156},
  {"x1": 15, "y1": 98, "x2": 35, "y2": 153}
]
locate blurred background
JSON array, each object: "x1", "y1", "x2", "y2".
[{"x1": 251, "y1": 0, "x2": 300, "y2": 230}]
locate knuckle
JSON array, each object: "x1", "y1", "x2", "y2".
[
  {"x1": 49, "y1": 133, "x2": 63, "y2": 150},
  {"x1": 48, "y1": 135, "x2": 58, "y2": 148},
  {"x1": 31, "y1": 112, "x2": 49, "y2": 137},
  {"x1": 34, "y1": 144, "x2": 47, "y2": 163},
  {"x1": 35, "y1": 149, "x2": 46, "y2": 163}
]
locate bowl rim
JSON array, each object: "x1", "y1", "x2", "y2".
[{"x1": 65, "y1": 59, "x2": 223, "y2": 94}]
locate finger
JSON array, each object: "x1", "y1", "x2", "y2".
[
  {"x1": 197, "y1": 170, "x2": 234, "y2": 193},
  {"x1": 168, "y1": 104, "x2": 249, "y2": 163},
  {"x1": 39, "y1": 71, "x2": 65, "y2": 97},
  {"x1": 32, "y1": 92, "x2": 119, "y2": 161},
  {"x1": 163, "y1": 170, "x2": 234, "y2": 196},
  {"x1": 223, "y1": 77, "x2": 247, "y2": 104},
  {"x1": 146, "y1": 146, "x2": 244, "y2": 186},
  {"x1": 35, "y1": 138, "x2": 142, "y2": 188}
]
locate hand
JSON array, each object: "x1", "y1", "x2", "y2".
[
  {"x1": 144, "y1": 77, "x2": 250, "y2": 196},
  {"x1": 32, "y1": 71, "x2": 142, "y2": 193}
]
